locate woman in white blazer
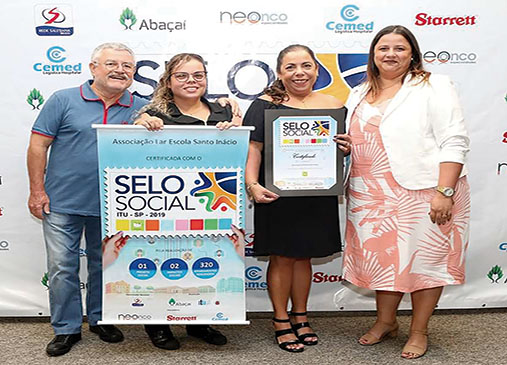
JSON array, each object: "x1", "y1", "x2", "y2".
[{"x1": 338, "y1": 25, "x2": 470, "y2": 359}]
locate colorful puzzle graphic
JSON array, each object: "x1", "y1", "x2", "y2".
[{"x1": 105, "y1": 168, "x2": 241, "y2": 237}]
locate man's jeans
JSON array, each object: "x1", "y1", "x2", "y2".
[{"x1": 43, "y1": 212, "x2": 102, "y2": 335}]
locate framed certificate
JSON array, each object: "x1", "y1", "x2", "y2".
[{"x1": 264, "y1": 108, "x2": 346, "y2": 197}]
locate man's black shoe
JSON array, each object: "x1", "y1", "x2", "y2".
[
  {"x1": 89, "y1": 325, "x2": 124, "y2": 343},
  {"x1": 145, "y1": 325, "x2": 180, "y2": 350},
  {"x1": 46, "y1": 333, "x2": 82, "y2": 357},
  {"x1": 186, "y1": 325, "x2": 227, "y2": 345}
]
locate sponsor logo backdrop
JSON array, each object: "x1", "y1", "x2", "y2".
[{"x1": 0, "y1": 0, "x2": 506, "y2": 315}]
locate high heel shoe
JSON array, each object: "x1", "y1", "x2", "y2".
[
  {"x1": 273, "y1": 318, "x2": 304, "y2": 353},
  {"x1": 401, "y1": 329, "x2": 428, "y2": 359},
  {"x1": 289, "y1": 311, "x2": 318, "y2": 346},
  {"x1": 358, "y1": 321, "x2": 399, "y2": 346}
]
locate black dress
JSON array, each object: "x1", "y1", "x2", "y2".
[
  {"x1": 243, "y1": 98, "x2": 343, "y2": 258},
  {"x1": 141, "y1": 97, "x2": 232, "y2": 126}
]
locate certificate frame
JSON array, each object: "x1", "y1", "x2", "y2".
[{"x1": 264, "y1": 108, "x2": 346, "y2": 197}]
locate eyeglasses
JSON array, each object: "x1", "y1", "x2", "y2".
[
  {"x1": 95, "y1": 61, "x2": 135, "y2": 72},
  {"x1": 170, "y1": 71, "x2": 207, "y2": 82}
]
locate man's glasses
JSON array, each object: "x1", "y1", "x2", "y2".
[
  {"x1": 95, "y1": 61, "x2": 135, "y2": 72},
  {"x1": 171, "y1": 71, "x2": 207, "y2": 82}
]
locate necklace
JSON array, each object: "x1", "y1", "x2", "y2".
[
  {"x1": 292, "y1": 93, "x2": 312, "y2": 107},
  {"x1": 380, "y1": 82, "x2": 401, "y2": 90}
]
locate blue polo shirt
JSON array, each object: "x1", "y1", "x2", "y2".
[{"x1": 32, "y1": 80, "x2": 148, "y2": 216}]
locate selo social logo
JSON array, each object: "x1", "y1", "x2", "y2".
[
  {"x1": 119, "y1": 8, "x2": 186, "y2": 32},
  {"x1": 219, "y1": 10, "x2": 288, "y2": 25},
  {"x1": 34, "y1": 5, "x2": 74, "y2": 36},
  {"x1": 132, "y1": 52, "x2": 367, "y2": 104},
  {"x1": 326, "y1": 5, "x2": 374, "y2": 34},
  {"x1": 33, "y1": 46, "x2": 82, "y2": 75}
]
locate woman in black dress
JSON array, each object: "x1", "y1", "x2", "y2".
[{"x1": 244, "y1": 45, "x2": 351, "y2": 352}]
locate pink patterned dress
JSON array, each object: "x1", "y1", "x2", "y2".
[{"x1": 342, "y1": 98, "x2": 471, "y2": 293}]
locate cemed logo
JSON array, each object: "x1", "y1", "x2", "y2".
[
  {"x1": 326, "y1": 5, "x2": 374, "y2": 34},
  {"x1": 212, "y1": 312, "x2": 229, "y2": 321},
  {"x1": 34, "y1": 5, "x2": 74, "y2": 36},
  {"x1": 245, "y1": 266, "x2": 267, "y2": 290},
  {"x1": 33, "y1": 46, "x2": 82, "y2": 75},
  {"x1": 0, "y1": 240, "x2": 9, "y2": 251}
]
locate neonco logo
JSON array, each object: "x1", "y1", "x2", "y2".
[
  {"x1": 423, "y1": 51, "x2": 477, "y2": 64},
  {"x1": 219, "y1": 11, "x2": 288, "y2": 25},
  {"x1": 117, "y1": 313, "x2": 152, "y2": 320},
  {"x1": 415, "y1": 13, "x2": 477, "y2": 26}
]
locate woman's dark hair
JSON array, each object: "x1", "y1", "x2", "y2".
[
  {"x1": 264, "y1": 44, "x2": 319, "y2": 104},
  {"x1": 366, "y1": 25, "x2": 430, "y2": 97},
  {"x1": 150, "y1": 53, "x2": 207, "y2": 113}
]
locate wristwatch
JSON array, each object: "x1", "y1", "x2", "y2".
[{"x1": 436, "y1": 186, "x2": 455, "y2": 197}]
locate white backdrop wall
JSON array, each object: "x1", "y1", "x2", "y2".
[{"x1": 1, "y1": 0, "x2": 506, "y2": 316}]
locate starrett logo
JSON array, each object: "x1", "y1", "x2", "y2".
[
  {"x1": 415, "y1": 13, "x2": 477, "y2": 26},
  {"x1": 27, "y1": 89, "x2": 44, "y2": 109},
  {"x1": 166, "y1": 315, "x2": 197, "y2": 321},
  {"x1": 487, "y1": 265, "x2": 504, "y2": 283},
  {"x1": 120, "y1": 8, "x2": 137, "y2": 30}
]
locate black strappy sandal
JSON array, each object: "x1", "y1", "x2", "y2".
[
  {"x1": 273, "y1": 318, "x2": 304, "y2": 353},
  {"x1": 290, "y1": 311, "x2": 319, "y2": 346}
]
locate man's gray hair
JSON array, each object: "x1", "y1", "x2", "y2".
[{"x1": 91, "y1": 42, "x2": 135, "y2": 62}]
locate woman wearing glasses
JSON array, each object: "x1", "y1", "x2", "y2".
[
  {"x1": 135, "y1": 53, "x2": 240, "y2": 130},
  {"x1": 134, "y1": 53, "x2": 241, "y2": 350}
]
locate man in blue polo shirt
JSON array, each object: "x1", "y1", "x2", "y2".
[{"x1": 27, "y1": 42, "x2": 148, "y2": 357}]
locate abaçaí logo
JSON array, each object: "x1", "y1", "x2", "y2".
[
  {"x1": 41, "y1": 272, "x2": 49, "y2": 289},
  {"x1": 190, "y1": 172, "x2": 237, "y2": 213},
  {"x1": 487, "y1": 265, "x2": 506, "y2": 283},
  {"x1": 27, "y1": 89, "x2": 44, "y2": 109},
  {"x1": 120, "y1": 8, "x2": 137, "y2": 30},
  {"x1": 119, "y1": 8, "x2": 186, "y2": 32}
]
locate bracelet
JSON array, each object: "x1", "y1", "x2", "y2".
[{"x1": 246, "y1": 182, "x2": 259, "y2": 192}]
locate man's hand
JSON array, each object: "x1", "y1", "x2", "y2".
[
  {"x1": 217, "y1": 97, "x2": 242, "y2": 117},
  {"x1": 28, "y1": 190, "x2": 50, "y2": 219}
]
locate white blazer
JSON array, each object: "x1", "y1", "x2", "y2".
[{"x1": 345, "y1": 73, "x2": 470, "y2": 190}]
